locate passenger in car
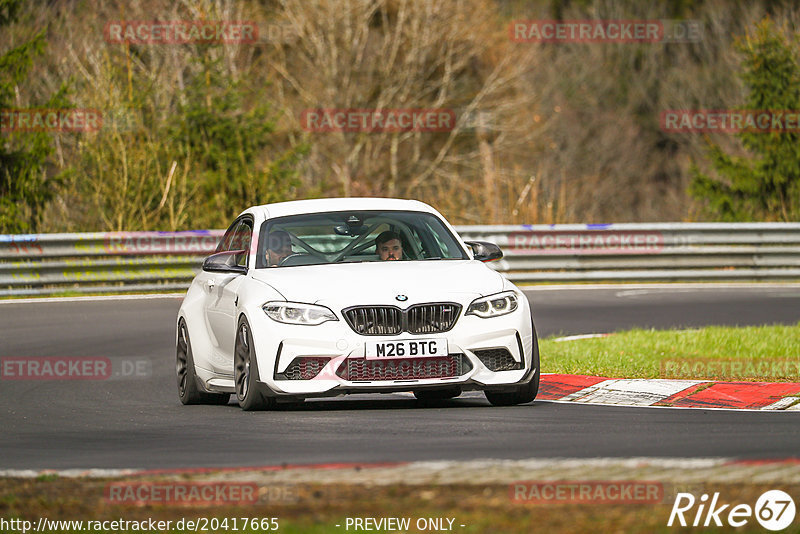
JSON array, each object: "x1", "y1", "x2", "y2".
[
  {"x1": 376, "y1": 231, "x2": 403, "y2": 261},
  {"x1": 265, "y1": 230, "x2": 293, "y2": 266}
]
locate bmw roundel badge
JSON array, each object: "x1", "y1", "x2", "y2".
[{"x1": 396, "y1": 294, "x2": 408, "y2": 302}]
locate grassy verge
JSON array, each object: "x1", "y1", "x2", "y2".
[
  {"x1": 1, "y1": 477, "x2": 792, "y2": 533},
  {"x1": 540, "y1": 323, "x2": 800, "y2": 381}
]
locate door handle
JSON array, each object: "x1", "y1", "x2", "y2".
[{"x1": 206, "y1": 279, "x2": 215, "y2": 291}]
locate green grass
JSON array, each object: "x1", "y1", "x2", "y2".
[
  {"x1": 1, "y1": 479, "x2": 791, "y2": 534},
  {"x1": 540, "y1": 323, "x2": 800, "y2": 381}
]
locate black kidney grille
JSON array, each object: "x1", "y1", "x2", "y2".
[
  {"x1": 407, "y1": 303, "x2": 460, "y2": 334},
  {"x1": 343, "y1": 303, "x2": 461, "y2": 335},
  {"x1": 343, "y1": 306, "x2": 403, "y2": 335}
]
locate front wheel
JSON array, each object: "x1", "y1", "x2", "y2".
[
  {"x1": 176, "y1": 319, "x2": 230, "y2": 405},
  {"x1": 484, "y1": 322, "x2": 540, "y2": 407},
  {"x1": 234, "y1": 317, "x2": 275, "y2": 411}
]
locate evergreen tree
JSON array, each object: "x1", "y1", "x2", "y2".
[
  {"x1": 690, "y1": 18, "x2": 800, "y2": 221},
  {"x1": 168, "y1": 55, "x2": 308, "y2": 228},
  {"x1": 0, "y1": 0, "x2": 70, "y2": 232}
]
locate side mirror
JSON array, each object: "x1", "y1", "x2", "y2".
[
  {"x1": 465, "y1": 241, "x2": 503, "y2": 262},
  {"x1": 202, "y1": 250, "x2": 248, "y2": 275}
]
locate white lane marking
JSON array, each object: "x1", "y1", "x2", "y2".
[
  {"x1": 761, "y1": 397, "x2": 800, "y2": 410},
  {"x1": 522, "y1": 282, "x2": 800, "y2": 292},
  {"x1": 0, "y1": 294, "x2": 184, "y2": 304},
  {"x1": 0, "y1": 468, "x2": 140, "y2": 478},
  {"x1": 552, "y1": 333, "x2": 612, "y2": 342},
  {"x1": 5, "y1": 283, "x2": 798, "y2": 304},
  {"x1": 615, "y1": 288, "x2": 800, "y2": 298},
  {"x1": 784, "y1": 400, "x2": 800, "y2": 411},
  {"x1": 616, "y1": 288, "x2": 697, "y2": 297},
  {"x1": 559, "y1": 379, "x2": 706, "y2": 406}
]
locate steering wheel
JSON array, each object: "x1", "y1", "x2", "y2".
[{"x1": 277, "y1": 252, "x2": 323, "y2": 266}]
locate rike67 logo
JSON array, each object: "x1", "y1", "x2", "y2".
[{"x1": 668, "y1": 490, "x2": 796, "y2": 531}]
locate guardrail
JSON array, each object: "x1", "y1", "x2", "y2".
[
  {"x1": 1, "y1": 223, "x2": 799, "y2": 296},
  {"x1": 0, "y1": 231, "x2": 223, "y2": 297}
]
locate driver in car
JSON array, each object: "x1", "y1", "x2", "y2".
[
  {"x1": 376, "y1": 230, "x2": 403, "y2": 261},
  {"x1": 265, "y1": 230, "x2": 293, "y2": 266}
]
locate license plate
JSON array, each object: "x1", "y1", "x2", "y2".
[{"x1": 365, "y1": 338, "x2": 448, "y2": 360}]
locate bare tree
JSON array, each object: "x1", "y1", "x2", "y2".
[{"x1": 266, "y1": 0, "x2": 543, "y2": 223}]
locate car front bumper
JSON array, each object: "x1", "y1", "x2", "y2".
[{"x1": 246, "y1": 304, "x2": 536, "y2": 397}]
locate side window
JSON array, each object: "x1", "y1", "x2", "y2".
[
  {"x1": 215, "y1": 218, "x2": 253, "y2": 268},
  {"x1": 230, "y1": 220, "x2": 253, "y2": 267},
  {"x1": 215, "y1": 221, "x2": 239, "y2": 253}
]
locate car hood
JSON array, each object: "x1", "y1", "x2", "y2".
[{"x1": 249, "y1": 260, "x2": 505, "y2": 307}]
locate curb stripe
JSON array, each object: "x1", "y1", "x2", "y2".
[
  {"x1": 670, "y1": 382, "x2": 800, "y2": 410},
  {"x1": 7, "y1": 458, "x2": 800, "y2": 482},
  {"x1": 762, "y1": 397, "x2": 799, "y2": 410},
  {"x1": 653, "y1": 382, "x2": 712, "y2": 407},
  {"x1": 540, "y1": 375, "x2": 800, "y2": 410},
  {"x1": 537, "y1": 374, "x2": 609, "y2": 400},
  {"x1": 559, "y1": 379, "x2": 705, "y2": 406}
]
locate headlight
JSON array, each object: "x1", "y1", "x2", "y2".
[
  {"x1": 262, "y1": 302, "x2": 338, "y2": 326},
  {"x1": 466, "y1": 291, "x2": 519, "y2": 318}
]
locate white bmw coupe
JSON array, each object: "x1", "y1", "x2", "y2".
[{"x1": 176, "y1": 198, "x2": 539, "y2": 410}]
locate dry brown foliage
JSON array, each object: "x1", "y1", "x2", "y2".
[{"x1": 3, "y1": 0, "x2": 799, "y2": 229}]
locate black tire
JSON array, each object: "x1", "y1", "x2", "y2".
[
  {"x1": 484, "y1": 322, "x2": 540, "y2": 407},
  {"x1": 176, "y1": 319, "x2": 230, "y2": 405},
  {"x1": 234, "y1": 316, "x2": 275, "y2": 411},
  {"x1": 413, "y1": 386, "x2": 462, "y2": 401}
]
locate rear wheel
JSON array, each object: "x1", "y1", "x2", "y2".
[
  {"x1": 234, "y1": 317, "x2": 275, "y2": 411},
  {"x1": 176, "y1": 319, "x2": 230, "y2": 405},
  {"x1": 413, "y1": 386, "x2": 462, "y2": 402},
  {"x1": 484, "y1": 322, "x2": 540, "y2": 407}
]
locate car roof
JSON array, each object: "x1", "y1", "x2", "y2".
[{"x1": 244, "y1": 197, "x2": 439, "y2": 220}]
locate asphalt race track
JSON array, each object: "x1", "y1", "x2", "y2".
[{"x1": 1, "y1": 284, "x2": 799, "y2": 470}]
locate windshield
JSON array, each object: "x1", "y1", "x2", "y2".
[{"x1": 255, "y1": 210, "x2": 468, "y2": 268}]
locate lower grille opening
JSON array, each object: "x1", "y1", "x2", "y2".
[
  {"x1": 473, "y1": 348, "x2": 521, "y2": 372},
  {"x1": 275, "y1": 357, "x2": 330, "y2": 380},
  {"x1": 336, "y1": 354, "x2": 471, "y2": 381}
]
